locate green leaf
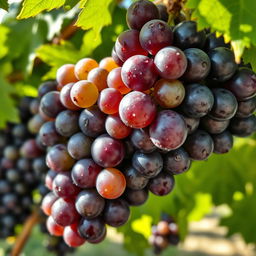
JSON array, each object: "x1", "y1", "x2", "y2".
[
  {"x1": 0, "y1": 25, "x2": 9, "y2": 58},
  {"x1": 76, "y1": 0, "x2": 114, "y2": 35},
  {"x1": 0, "y1": 0, "x2": 8, "y2": 11},
  {"x1": 17, "y1": 0, "x2": 65, "y2": 19},
  {"x1": 0, "y1": 75, "x2": 19, "y2": 127},
  {"x1": 243, "y1": 46, "x2": 256, "y2": 70},
  {"x1": 64, "y1": 0, "x2": 79, "y2": 9}
]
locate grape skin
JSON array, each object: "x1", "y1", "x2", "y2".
[{"x1": 212, "y1": 131, "x2": 233, "y2": 154}]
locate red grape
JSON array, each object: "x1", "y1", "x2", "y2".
[
  {"x1": 60, "y1": 83, "x2": 80, "y2": 110},
  {"x1": 63, "y1": 223, "x2": 86, "y2": 247},
  {"x1": 46, "y1": 216, "x2": 64, "y2": 236},
  {"x1": 41, "y1": 192, "x2": 58, "y2": 216}
]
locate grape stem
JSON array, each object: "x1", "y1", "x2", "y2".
[{"x1": 11, "y1": 209, "x2": 41, "y2": 256}]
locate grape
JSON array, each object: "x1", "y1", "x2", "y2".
[
  {"x1": 55, "y1": 110, "x2": 79, "y2": 137},
  {"x1": 123, "y1": 139, "x2": 135, "y2": 159},
  {"x1": 91, "y1": 134, "x2": 125, "y2": 167},
  {"x1": 41, "y1": 192, "x2": 58, "y2": 216},
  {"x1": 71, "y1": 80, "x2": 99, "y2": 108},
  {"x1": 182, "y1": 116, "x2": 200, "y2": 134},
  {"x1": 164, "y1": 147, "x2": 191, "y2": 175},
  {"x1": 153, "y1": 79, "x2": 185, "y2": 108},
  {"x1": 53, "y1": 172, "x2": 80, "y2": 198},
  {"x1": 4, "y1": 145, "x2": 19, "y2": 161},
  {"x1": 115, "y1": 30, "x2": 147, "y2": 62},
  {"x1": 148, "y1": 172, "x2": 175, "y2": 196},
  {"x1": 39, "y1": 121, "x2": 63, "y2": 147},
  {"x1": 111, "y1": 48, "x2": 124, "y2": 67},
  {"x1": 78, "y1": 218, "x2": 106, "y2": 242},
  {"x1": 99, "y1": 57, "x2": 119, "y2": 72},
  {"x1": 105, "y1": 114, "x2": 132, "y2": 139},
  {"x1": 45, "y1": 170, "x2": 58, "y2": 190},
  {"x1": 154, "y1": 47, "x2": 187, "y2": 79},
  {"x1": 74, "y1": 58, "x2": 98, "y2": 80},
  {"x1": 229, "y1": 115, "x2": 256, "y2": 137},
  {"x1": 20, "y1": 139, "x2": 43, "y2": 158},
  {"x1": 107, "y1": 67, "x2": 131, "y2": 94},
  {"x1": 88, "y1": 67, "x2": 108, "y2": 92},
  {"x1": 212, "y1": 131, "x2": 233, "y2": 154},
  {"x1": 119, "y1": 91, "x2": 157, "y2": 128},
  {"x1": 123, "y1": 165, "x2": 149, "y2": 190},
  {"x1": 149, "y1": 110, "x2": 188, "y2": 151},
  {"x1": 139, "y1": 19, "x2": 173, "y2": 55},
  {"x1": 71, "y1": 159, "x2": 101, "y2": 188},
  {"x1": 209, "y1": 88, "x2": 238, "y2": 120},
  {"x1": 79, "y1": 106, "x2": 106, "y2": 137},
  {"x1": 124, "y1": 188, "x2": 148, "y2": 206},
  {"x1": 156, "y1": 221, "x2": 171, "y2": 235},
  {"x1": 225, "y1": 68, "x2": 256, "y2": 100},
  {"x1": 56, "y1": 64, "x2": 78, "y2": 89},
  {"x1": 0, "y1": 180, "x2": 11, "y2": 194},
  {"x1": 132, "y1": 151, "x2": 163, "y2": 178},
  {"x1": 184, "y1": 130, "x2": 214, "y2": 160},
  {"x1": 157, "y1": 4, "x2": 168, "y2": 22},
  {"x1": 38, "y1": 81, "x2": 58, "y2": 98},
  {"x1": 67, "y1": 133, "x2": 92, "y2": 160},
  {"x1": 96, "y1": 168, "x2": 126, "y2": 199},
  {"x1": 40, "y1": 91, "x2": 65, "y2": 118},
  {"x1": 29, "y1": 98, "x2": 40, "y2": 115},
  {"x1": 75, "y1": 189, "x2": 105, "y2": 218},
  {"x1": 98, "y1": 88, "x2": 123, "y2": 114},
  {"x1": 121, "y1": 55, "x2": 158, "y2": 91},
  {"x1": 103, "y1": 199, "x2": 130, "y2": 227},
  {"x1": 204, "y1": 33, "x2": 230, "y2": 52},
  {"x1": 6, "y1": 169, "x2": 20, "y2": 183},
  {"x1": 201, "y1": 116, "x2": 230, "y2": 134},
  {"x1": 60, "y1": 83, "x2": 80, "y2": 110},
  {"x1": 46, "y1": 144, "x2": 75, "y2": 172},
  {"x1": 2, "y1": 193, "x2": 18, "y2": 209},
  {"x1": 1, "y1": 158, "x2": 15, "y2": 170},
  {"x1": 182, "y1": 48, "x2": 211, "y2": 82},
  {"x1": 89, "y1": 228, "x2": 107, "y2": 244},
  {"x1": 208, "y1": 47, "x2": 237, "y2": 82},
  {"x1": 46, "y1": 216, "x2": 64, "y2": 236},
  {"x1": 51, "y1": 198, "x2": 79, "y2": 227},
  {"x1": 63, "y1": 224, "x2": 86, "y2": 247},
  {"x1": 32, "y1": 157, "x2": 48, "y2": 174},
  {"x1": 130, "y1": 128, "x2": 156, "y2": 153},
  {"x1": 236, "y1": 97, "x2": 256, "y2": 118},
  {"x1": 27, "y1": 114, "x2": 45, "y2": 134},
  {"x1": 173, "y1": 21, "x2": 206, "y2": 49},
  {"x1": 12, "y1": 124, "x2": 27, "y2": 140},
  {"x1": 126, "y1": 0, "x2": 159, "y2": 30},
  {"x1": 180, "y1": 83, "x2": 214, "y2": 118}
]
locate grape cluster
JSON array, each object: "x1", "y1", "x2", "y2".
[
  {"x1": 0, "y1": 97, "x2": 45, "y2": 238},
  {"x1": 149, "y1": 214, "x2": 179, "y2": 254},
  {"x1": 39, "y1": 0, "x2": 256, "y2": 249}
]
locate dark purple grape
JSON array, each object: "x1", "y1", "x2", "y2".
[
  {"x1": 32, "y1": 157, "x2": 48, "y2": 174},
  {"x1": 212, "y1": 131, "x2": 233, "y2": 154},
  {"x1": 225, "y1": 68, "x2": 256, "y2": 100},
  {"x1": 2, "y1": 194, "x2": 18, "y2": 209},
  {"x1": 229, "y1": 116, "x2": 256, "y2": 137},
  {"x1": 55, "y1": 110, "x2": 79, "y2": 137},
  {"x1": 75, "y1": 189, "x2": 105, "y2": 219},
  {"x1": 184, "y1": 130, "x2": 214, "y2": 160},
  {"x1": 236, "y1": 97, "x2": 256, "y2": 118},
  {"x1": 126, "y1": 0, "x2": 159, "y2": 30},
  {"x1": 20, "y1": 139, "x2": 43, "y2": 159},
  {"x1": 40, "y1": 91, "x2": 65, "y2": 118},
  {"x1": 149, "y1": 110, "x2": 188, "y2": 150},
  {"x1": 0, "y1": 180, "x2": 11, "y2": 194},
  {"x1": 182, "y1": 115, "x2": 200, "y2": 134},
  {"x1": 182, "y1": 48, "x2": 211, "y2": 82},
  {"x1": 123, "y1": 165, "x2": 149, "y2": 190},
  {"x1": 115, "y1": 30, "x2": 147, "y2": 62},
  {"x1": 180, "y1": 83, "x2": 214, "y2": 118},
  {"x1": 88, "y1": 228, "x2": 106, "y2": 244},
  {"x1": 79, "y1": 218, "x2": 106, "y2": 242},
  {"x1": 209, "y1": 88, "x2": 238, "y2": 120},
  {"x1": 39, "y1": 121, "x2": 63, "y2": 147},
  {"x1": 12, "y1": 124, "x2": 28, "y2": 139},
  {"x1": 79, "y1": 106, "x2": 106, "y2": 138},
  {"x1": 173, "y1": 21, "x2": 206, "y2": 49},
  {"x1": 130, "y1": 128, "x2": 156, "y2": 153},
  {"x1": 201, "y1": 116, "x2": 230, "y2": 134},
  {"x1": 204, "y1": 33, "x2": 230, "y2": 52},
  {"x1": 103, "y1": 199, "x2": 130, "y2": 227},
  {"x1": 208, "y1": 47, "x2": 237, "y2": 82},
  {"x1": 148, "y1": 172, "x2": 175, "y2": 196},
  {"x1": 132, "y1": 151, "x2": 163, "y2": 178},
  {"x1": 38, "y1": 81, "x2": 58, "y2": 98},
  {"x1": 164, "y1": 147, "x2": 191, "y2": 175},
  {"x1": 124, "y1": 188, "x2": 148, "y2": 206},
  {"x1": 139, "y1": 19, "x2": 173, "y2": 55},
  {"x1": 157, "y1": 4, "x2": 168, "y2": 22}
]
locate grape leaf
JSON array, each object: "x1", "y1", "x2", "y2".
[
  {"x1": 0, "y1": 0, "x2": 8, "y2": 11},
  {"x1": 243, "y1": 46, "x2": 256, "y2": 70},
  {"x1": 0, "y1": 76, "x2": 19, "y2": 127},
  {"x1": 64, "y1": 0, "x2": 80, "y2": 9},
  {"x1": 17, "y1": 0, "x2": 65, "y2": 19},
  {"x1": 76, "y1": 0, "x2": 114, "y2": 35},
  {"x1": 0, "y1": 25, "x2": 9, "y2": 58}
]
